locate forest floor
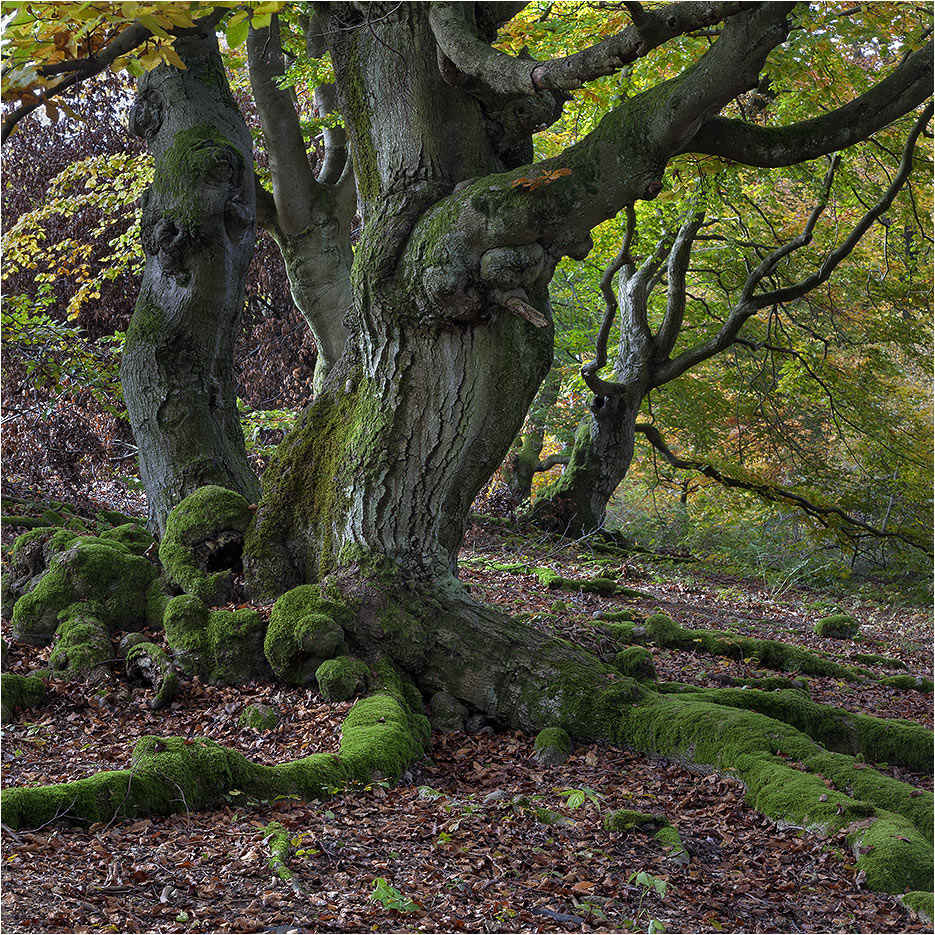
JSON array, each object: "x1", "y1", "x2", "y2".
[{"x1": 1, "y1": 492, "x2": 933, "y2": 935}]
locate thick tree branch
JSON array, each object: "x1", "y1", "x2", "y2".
[
  {"x1": 303, "y1": 13, "x2": 349, "y2": 188},
  {"x1": 247, "y1": 17, "x2": 316, "y2": 236},
  {"x1": 655, "y1": 213, "x2": 706, "y2": 357},
  {"x1": 429, "y1": 1, "x2": 753, "y2": 95},
  {"x1": 684, "y1": 41, "x2": 934, "y2": 166},
  {"x1": 634, "y1": 423, "x2": 932, "y2": 555}
]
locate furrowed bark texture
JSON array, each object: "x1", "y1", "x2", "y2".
[{"x1": 122, "y1": 26, "x2": 260, "y2": 535}]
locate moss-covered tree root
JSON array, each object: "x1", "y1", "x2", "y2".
[
  {"x1": 1, "y1": 671, "x2": 47, "y2": 723},
  {"x1": 617, "y1": 692, "x2": 933, "y2": 894},
  {"x1": 1, "y1": 665, "x2": 429, "y2": 832}
]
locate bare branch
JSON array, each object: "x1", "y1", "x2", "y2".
[
  {"x1": 655, "y1": 212, "x2": 705, "y2": 356},
  {"x1": 654, "y1": 105, "x2": 930, "y2": 386},
  {"x1": 581, "y1": 205, "x2": 636, "y2": 395},
  {"x1": 635, "y1": 423, "x2": 932, "y2": 555}
]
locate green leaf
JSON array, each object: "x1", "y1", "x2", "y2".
[{"x1": 226, "y1": 16, "x2": 250, "y2": 49}]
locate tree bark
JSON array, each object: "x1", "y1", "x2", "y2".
[{"x1": 122, "y1": 23, "x2": 260, "y2": 535}]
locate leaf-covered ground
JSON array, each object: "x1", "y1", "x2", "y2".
[{"x1": 2, "y1": 504, "x2": 932, "y2": 934}]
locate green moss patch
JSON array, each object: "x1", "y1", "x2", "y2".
[
  {"x1": 10, "y1": 541, "x2": 154, "y2": 645},
  {"x1": 814, "y1": 614, "x2": 859, "y2": 639},
  {"x1": 261, "y1": 821, "x2": 294, "y2": 881},
  {"x1": 614, "y1": 646, "x2": 656, "y2": 681},
  {"x1": 316, "y1": 655, "x2": 370, "y2": 702},
  {"x1": 853, "y1": 653, "x2": 908, "y2": 669},
  {"x1": 2, "y1": 664, "x2": 430, "y2": 832},
  {"x1": 159, "y1": 486, "x2": 252, "y2": 605},
  {"x1": 99, "y1": 523, "x2": 156, "y2": 556},
  {"x1": 880, "y1": 674, "x2": 933, "y2": 693},
  {"x1": 1, "y1": 672, "x2": 47, "y2": 723},
  {"x1": 533, "y1": 727, "x2": 574, "y2": 766},
  {"x1": 239, "y1": 703, "x2": 280, "y2": 731},
  {"x1": 48, "y1": 602, "x2": 114, "y2": 677},
  {"x1": 264, "y1": 585, "x2": 356, "y2": 685},
  {"x1": 163, "y1": 595, "x2": 268, "y2": 685}
]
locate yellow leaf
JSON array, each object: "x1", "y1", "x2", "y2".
[{"x1": 160, "y1": 45, "x2": 187, "y2": 70}]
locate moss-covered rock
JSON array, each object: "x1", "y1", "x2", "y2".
[
  {"x1": 614, "y1": 646, "x2": 656, "y2": 681},
  {"x1": 880, "y1": 674, "x2": 933, "y2": 693},
  {"x1": 814, "y1": 614, "x2": 859, "y2": 639},
  {"x1": 603, "y1": 809, "x2": 668, "y2": 833},
  {"x1": 429, "y1": 691, "x2": 467, "y2": 731},
  {"x1": 10, "y1": 541, "x2": 155, "y2": 645},
  {"x1": 900, "y1": 891, "x2": 933, "y2": 925},
  {"x1": 264, "y1": 585, "x2": 352, "y2": 685},
  {"x1": 163, "y1": 595, "x2": 267, "y2": 685},
  {"x1": 316, "y1": 655, "x2": 370, "y2": 702},
  {"x1": 239, "y1": 703, "x2": 280, "y2": 731},
  {"x1": 159, "y1": 486, "x2": 252, "y2": 605},
  {"x1": 1, "y1": 671, "x2": 47, "y2": 723},
  {"x1": 6, "y1": 527, "x2": 83, "y2": 611},
  {"x1": 654, "y1": 823, "x2": 690, "y2": 864},
  {"x1": 261, "y1": 821, "x2": 293, "y2": 881},
  {"x1": 99, "y1": 523, "x2": 156, "y2": 556},
  {"x1": 125, "y1": 641, "x2": 179, "y2": 710},
  {"x1": 533, "y1": 726, "x2": 573, "y2": 766},
  {"x1": 48, "y1": 602, "x2": 114, "y2": 676},
  {"x1": 95, "y1": 509, "x2": 146, "y2": 529},
  {"x1": 642, "y1": 613, "x2": 684, "y2": 644}
]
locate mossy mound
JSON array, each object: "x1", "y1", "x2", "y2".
[
  {"x1": 316, "y1": 656, "x2": 370, "y2": 702},
  {"x1": 900, "y1": 891, "x2": 933, "y2": 926},
  {"x1": 159, "y1": 486, "x2": 252, "y2": 605},
  {"x1": 264, "y1": 585, "x2": 355, "y2": 685},
  {"x1": 533, "y1": 726, "x2": 573, "y2": 766},
  {"x1": 814, "y1": 614, "x2": 859, "y2": 639},
  {"x1": 880, "y1": 674, "x2": 934, "y2": 693},
  {"x1": 145, "y1": 577, "x2": 172, "y2": 629},
  {"x1": 1, "y1": 672, "x2": 47, "y2": 723},
  {"x1": 614, "y1": 646, "x2": 656, "y2": 681},
  {"x1": 261, "y1": 821, "x2": 293, "y2": 881},
  {"x1": 99, "y1": 523, "x2": 156, "y2": 556},
  {"x1": 163, "y1": 595, "x2": 268, "y2": 685},
  {"x1": 603, "y1": 809, "x2": 668, "y2": 833},
  {"x1": 125, "y1": 642, "x2": 179, "y2": 710},
  {"x1": 239, "y1": 703, "x2": 280, "y2": 731},
  {"x1": 10, "y1": 541, "x2": 156, "y2": 645},
  {"x1": 48, "y1": 602, "x2": 114, "y2": 677}
]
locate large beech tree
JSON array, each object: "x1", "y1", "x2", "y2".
[{"x1": 3, "y1": 1, "x2": 934, "y2": 900}]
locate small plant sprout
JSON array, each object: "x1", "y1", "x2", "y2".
[
  {"x1": 370, "y1": 877, "x2": 421, "y2": 913},
  {"x1": 628, "y1": 870, "x2": 668, "y2": 933}
]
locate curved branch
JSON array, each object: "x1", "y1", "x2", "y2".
[
  {"x1": 655, "y1": 212, "x2": 706, "y2": 357},
  {"x1": 247, "y1": 16, "x2": 316, "y2": 235},
  {"x1": 581, "y1": 204, "x2": 636, "y2": 396},
  {"x1": 429, "y1": 1, "x2": 754, "y2": 95},
  {"x1": 303, "y1": 13, "x2": 349, "y2": 188},
  {"x1": 654, "y1": 106, "x2": 930, "y2": 386},
  {"x1": 684, "y1": 41, "x2": 934, "y2": 166},
  {"x1": 634, "y1": 423, "x2": 932, "y2": 555}
]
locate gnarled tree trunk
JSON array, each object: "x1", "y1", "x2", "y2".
[{"x1": 122, "y1": 21, "x2": 261, "y2": 535}]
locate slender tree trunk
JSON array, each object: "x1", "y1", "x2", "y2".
[
  {"x1": 526, "y1": 390, "x2": 644, "y2": 536},
  {"x1": 503, "y1": 361, "x2": 565, "y2": 503},
  {"x1": 122, "y1": 23, "x2": 260, "y2": 535}
]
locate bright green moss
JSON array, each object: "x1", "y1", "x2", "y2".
[
  {"x1": 145, "y1": 578, "x2": 171, "y2": 629},
  {"x1": 614, "y1": 646, "x2": 656, "y2": 681},
  {"x1": 643, "y1": 613, "x2": 684, "y2": 644},
  {"x1": 533, "y1": 726, "x2": 573, "y2": 765},
  {"x1": 814, "y1": 614, "x2": 859, "y2": 639},
  {"x1": 164, "y1": 595, "x2": 266, "y2": 685},
  {"x1": 1, "y1": 671, "x2": 47, "y2": 723},
  {"x1": 900, "y1": 891, "x2": 934, "y2": 924},
  {"x1": 880, "y1": 675, "x2": 933, "y2": 693},
  {"x1": 159, "y1": 486, "x2": 252, "y2": 605},
  {"x1": 264, "y1": 585, "x2": 353, "y2": 685},
  {"x1": 99, "y1": 523, "x2": 155, "y2": 556},
  {"x1": 48, "y1": 602, "x2": 113, "y2": 676},
  {"x1": 316, "y1": 656, "x2": 370, "y2": 702},
  {"x1": 262, "y1": 821, "x2": 293, "y2": 881},
  {"x1": 654, "y1": 823, "x2": 690, "y2": 863},
  {"x1": 854, "y1": 652, "x2": 908, "y2": 669},
  {"x1": 11, "y1": 541, "x2": 155, "y2": 645},
  {"x1": 239, "y1": 703, "x2": 280, "y2": 731}
]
